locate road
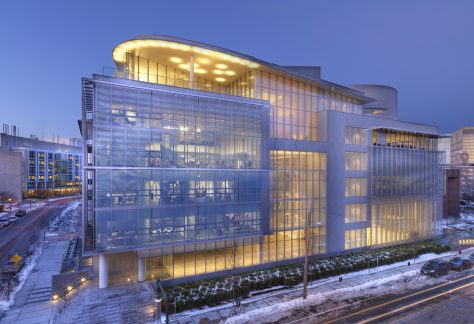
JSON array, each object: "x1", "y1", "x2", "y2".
[
  {"x1": 293, "y1": 272, "x2": 474, "y2": 323},
  {"x1": 0, "y1": 198, "x2": 79, "y2": 268}
]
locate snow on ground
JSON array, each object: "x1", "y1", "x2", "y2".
[
  {"x1": 168, "y1": 248, "x2": 472, "y2": 323},
  {"x1": 225, "y1": 269, "x2": 426, "y2": 324},
  {"x1": 223, "y1": 247, "x2": 474, "y2": 324},
  {"x1": 47, "y1": 195, "x2": 80, "y2": 202},
  {"x1": 276, "y1": 249, "x2": 461, "y2": 295},
  {"x1": 0, "y1": 245, "x2": 42, "y2": 313},
  {"x1": 460, "y1": 212, "x2": 474, "y2": 223},
  {"x1": 49, "y1": 201, "x2": 80, "y2": 228}
]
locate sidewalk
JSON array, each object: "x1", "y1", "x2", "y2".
[
  {"x1": 0, "y1": 238, "x2": 70, "y2": 324},
  {"x1": 170, "y1": 248, "x2": 474, "y2": 324}
]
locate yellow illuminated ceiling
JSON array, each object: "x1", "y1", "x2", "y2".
[{"x1": 112, "y1": 39, "x2": 260, "y2": 84}]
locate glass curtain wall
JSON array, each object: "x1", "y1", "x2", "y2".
[
  {"x1": 270, "y1": 150, "x2": 327, "y2": 258},
  {"x1": 93, "y1": 82, "x2": 269, "y2": 251},
  {"x1": 145, "y1": 150, "x2": 328, "y2": 279},
  {"x1": 370, "y1": 145, "x2": 443, "y2": 246},
  {"x1": 252, "y1": 71, "x2": 363, "y2": 141},
  {"x1": 117, "y1": 53, "x2": 364, "y2": 143},
  {"x1": 123, "y1": 52, "x2": 255, "y2": 98}
]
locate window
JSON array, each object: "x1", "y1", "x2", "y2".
[
  {"x1": 345, "y1": 152, "x2": 367, "y2": 171},
  {"x1": 345, "y1": 203, "x2": 367, "y2": 223},
  {"x1": 345, "y1": 127, "x2": 367, "y2": 145},
  {"x1": 345, "y1": 178, "x2": 367, "y2": 197},
  {"x1": 345, "y1": 229, "x2": 367, "y2": 249}
]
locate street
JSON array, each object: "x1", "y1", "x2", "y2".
[
  {"x1": 287, "y1": 273, "x2": 474, "y2": 323},
  {"x1": 0, "y1": 198, "x2": 79, "y2": 267}
]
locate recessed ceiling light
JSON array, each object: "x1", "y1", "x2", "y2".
[
  {"x1": 216, "y1": 63, "x2": 228, "y2": 69},
  {"x1": 224, "y1": 70, "x2": 236, "y2": 76},
  {"x1": 213, "y1": 70, "x2": 224, "y2": 75},
  {"x1": 249, "y1": 62, "x2": 259, "y2": 68},
  {"x1": 215, "y1": 77, "x2": 226, "y2": 82},
  {"x1": 170, "y1": 57, "x2": 183, "y2": 63},
  {"x1": 195, "y1": 69, "x2": 207, "y2": 74},
  {"x1": 197, "y1": 58, "x2": 210, "y2": 64},
  {"x1": 179, "y1": 63, "x2": 189, "y2": 70}
]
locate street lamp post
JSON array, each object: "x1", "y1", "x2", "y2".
[
  {"x1": 154, "y1": 295, "x2": 162, "y2": 323},
  {"x1": 303, "y1": 199, "x2": 313, "y2": 300},
  {"x1": 153, "y1": 279, "x2": 169, "y2": 324}
]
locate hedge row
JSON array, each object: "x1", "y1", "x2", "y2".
[{"x1": 161, "y1": 240, "x2": 450, "y2": 313}]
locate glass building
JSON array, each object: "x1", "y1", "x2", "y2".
[{"x1": 81, "y1": 35, "x2": 443, "y2": 287}]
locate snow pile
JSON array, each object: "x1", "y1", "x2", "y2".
[
  {"x1": 0, "y1": 246, "x2": 42, "y2": 313},
  {"x1": 460, "y1": 212, "x2": 474, "y2": 223},
  {"x1": 49, "y1": 201, "x2": 80, "y2": 229},
  {"x1": 225, "y1": 269, "x2": 423, "y2": 324}
]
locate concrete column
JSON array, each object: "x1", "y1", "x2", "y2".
[
  {"x1": 99, "y1": 254, "x2": 108, "y2": 288},
  {"x1": 138, "y1": 258, "x2": 145, "y2": 282}
]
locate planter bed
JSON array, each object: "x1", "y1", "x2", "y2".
[{"x1": 161, "y1": 240, "x2": 450, "y2": 313}]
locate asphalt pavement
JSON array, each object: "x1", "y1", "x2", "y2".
[
  {"x1": 0, "y1": 199, "x2": 78, "y2": 268},
  {"x1": 320, "y1": 272, "x2": 474, "y2": 323}
]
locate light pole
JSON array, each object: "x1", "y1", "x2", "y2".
[
  {"x1": 154, "y1": 295, "x2": 162, "y2": 323},
  {"x1": 303, "y1": 199, "x2": 313, "y2": 300},
  {"x1": 153, "y1": 279, "x2": 169, "y2": 324}
]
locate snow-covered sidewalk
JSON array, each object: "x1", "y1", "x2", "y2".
[
  {"x1": 170, "y1": 247, "x2": 474, "y2": 324},
  {"x1": 0, "y1": 239, "x2": 71, "y2": 323}
]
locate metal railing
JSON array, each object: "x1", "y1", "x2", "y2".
[{"x1": 102, "y1": 67, "x2": 253, "y2": 99}]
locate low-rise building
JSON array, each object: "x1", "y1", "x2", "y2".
[{"x1": 0, "y1": 132, "x2": 82, "y2": 201}]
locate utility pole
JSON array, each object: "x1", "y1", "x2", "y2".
[{"x1": 303, "y1": 199, "x2": 313, "y2": 300}]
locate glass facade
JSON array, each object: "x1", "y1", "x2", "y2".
[
  {"x1": 372, "y1": 128, "x2": 437, "y2": 150},
  {"x1": 89, "y1": 82, "x2": 270, "y2": 251},
  {"x1": 142, "y1": 150, "x2": 327, "y2": 279},
  {"x1": 345, "y1": 152, "x2": 368, "y2": 171},
  {"x1": 345, "y1": 203, "x2": 367, "y2": 223},
  {"x1": 270, "y1": 150, "x2": 327, "y2": 255},
  {"x1": 370, "y1": 143, "x2": 443, "y2": 246},
  {"x1": 112, "y1": 52, "x2": 365, "y2": 143},
  {"x1": 83, "y1": 37, "x2": 444, "y2": 283},
  {"x1": 345, "y1": 178, "x2": 368, "y2": 197},
  {"x1": 345, "y1": 126, "x2": 368, "y2": 145},
  {"x1": 344, "y1": 229, "x2": 367, "y2": 250}
]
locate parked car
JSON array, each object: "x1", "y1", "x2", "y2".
[
  {"x1": 15, "y1": 210, "x2": 27, "y2": 217},
  {"x1": 0, "y1": 218, "x2": 9, "y2": 228},
  {"x1": 420, "y1": 260, "x2": 451, "y2": 277},
  {"x1": 8, "y1": 215, "x2": 18, "y2": 224},
  {"x1": 449, "y1": 257, "x2": 473, "y2": 271},
  {"x1": 469, "y1": 252, "x2": 474, "y2": 261}
]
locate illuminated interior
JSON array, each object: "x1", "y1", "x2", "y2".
[
  {"x1": 112, "y1": 38, "x2": 259, "y2": 86},
  {"x1": 83, "y1": 36, "x2": 443, "y2": 283}
]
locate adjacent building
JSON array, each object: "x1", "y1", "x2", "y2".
[
  {"x1": 81, "y1": 35, "x2": 443, "y2": 287},
  {"x1": 438, "y1": 134, "x2": 451, "y2": 165},
  {"x1": 443, "y1": 168, "x2": 460, "y2": 218},
  {"x1": 451, "y1": 126, "x2": 474, "y2": 196},
  {"x1": 0, "y1": 131, "x2": 82, "y2": 201}
]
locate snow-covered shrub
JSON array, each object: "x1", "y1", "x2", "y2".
[{"x1": 164, "y1": 240, "x2": 450, "y2": 313}]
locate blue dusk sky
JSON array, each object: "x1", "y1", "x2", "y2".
[{"x1": 0, "y1": 0, "x2": 473, "y2": 139}]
